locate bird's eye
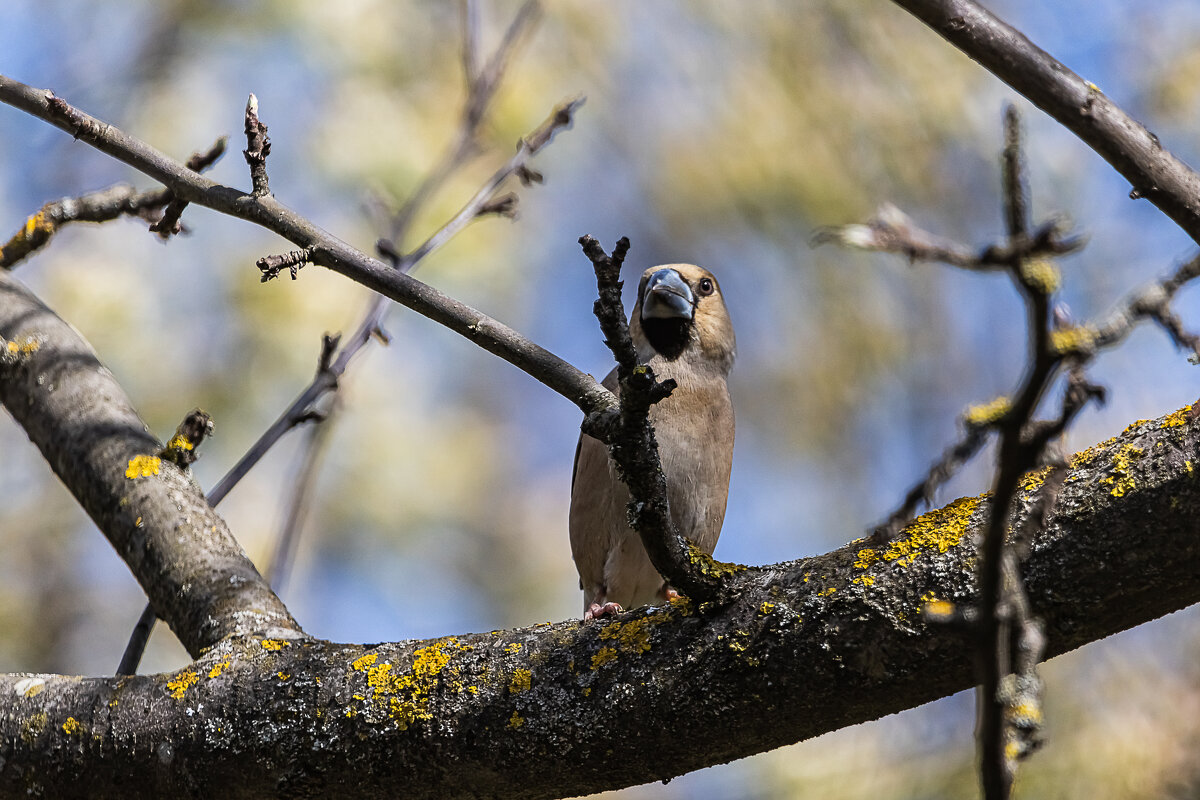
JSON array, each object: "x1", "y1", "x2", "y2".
[{"x1": 697, "y1": 277, "x2": 715, "y2": 296}]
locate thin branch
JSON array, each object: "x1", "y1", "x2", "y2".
[
  {"x1": 243, "y1": 93, "x2": 271, "y2": 197},
  {"x1": 0, "y1": 137, "x2": 226, "y2": 267},
  {"x1": 577, "y1": 236, "x2": 732, "y2": 604},
  {"x1": 891, "y1": 0, "x2": 1200, "y2": 247},
  {"x1": 0, "y1": 75, "x2": 612, "y2": 417}
]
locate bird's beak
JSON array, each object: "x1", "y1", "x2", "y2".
[{"x1": 641, "y1": 268, "x2": 695, "y2": 321}]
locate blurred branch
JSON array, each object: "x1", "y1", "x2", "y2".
[
  {"x1": 891, "y1": 0, "x2": 1200, "y2": 247},
  {"x1": 0, "y1": 137, "x2": 226, "y2": 268}
]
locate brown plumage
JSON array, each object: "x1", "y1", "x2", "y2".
[{"x1": 569, "y1": 264, "x2": 735, "y2": 619}]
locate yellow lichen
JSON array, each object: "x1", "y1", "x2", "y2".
[
  {"x1": 582, "y1": 687, "x2": 592, "y2": 697},
  {"x1": 21, "y1": 712, "x2": 47, "y2": 744},
  {"x1": 277, "y1": 672, "x2": 291, "y2": 681},
  {"x1": 166, "y1": 669, "x2": 198, "y2": 700},
  {"x1": 923, "y1": 599, "x2": 956, "y2": 621},
  {"x1": 1018, "y1": 466, "x2": 1052, "y2": 494},
  {"x1": 853, "y1": 548, "x2": 879, "y2": 570},
  {"x1": 61, "y1": 716, "x2": 83, "y2": 736},
  {"x1": 759, "y1": 602, "x2": 776, "y2": 615},
  {"x1": 207, "y1": 657, "x2": 231, "y2": 679},
  {"x1": 965, "y1": 396, "x2": 1011, "y2": 427},
  {"x1": 1020, "y1": 257, "x2": 1061, "y2": 295},
  {"x1": 1050, "y1": 325, "x2": 1097, "y2": 356},
  {"x1": 509, "y1": 669, "x2": 532, "y2": 694},
  {"x1": 1162, "y1": 406, "x2": 1193, "y2": 428},
  {"x1": 350, "y1": 639, "x2": 467, "y2": 729},
  {"x1": 508, "y1": 711, "x2": 525, "y2": 729},
  {"x1": 124, "y1": 454, "x2": 161, "y2": 479},
  {"x1": 882, "y1": 495, "x2": 982, "y2": 567},
  {"x1": 686, "y1": 540, "x2": 745, "y2": 579},
  {"x1": 1100, "y1": 443, "x2": 1143, "y2": 498},
  {"x1": 260, "y1": 639, "x2": 289, "y2": 651},
  {"x1": 851, "y1": 574, "x2": 875, "y2": 587},
  {"x1": 1007, "y1": 701, "x2": 1043, "y2": 726},
  {"x1": 598, "y1": 617, "x2": 653, "y2": 655},
  {"x1": 590, "y1": 647, "x2": 618, "y2": 669},
  {"x1": 504, "y1": 642, "x2": 523, "y2": 654},
  {"x1": 816, "y1": 587, "x2": 836, "y2": 597},
  {"x1": 165, "y1": 433, "x2": 195, "y2": 452}
]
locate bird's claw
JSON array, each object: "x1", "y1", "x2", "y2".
[{"x1": 584, "y1": 601, "x2": 623, "y2": 621}]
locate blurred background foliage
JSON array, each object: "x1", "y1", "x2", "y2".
[{"x1": 1, "y1": 0, "x2": 1199, "y2": 797}]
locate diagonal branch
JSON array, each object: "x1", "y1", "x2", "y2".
[
  {"x1": 0, "y1": 270, "x2": 300, "y2": 657},
  {"x1": 891, "y1": 0, "x2": 1200, "y2": 246},
  {"x1": 0, "y1": 75, "x2": 612, "y2": 419}
]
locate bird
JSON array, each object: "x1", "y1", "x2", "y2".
[{"x1": 569, "y1": 264, "x2": 735, "y2": 620}]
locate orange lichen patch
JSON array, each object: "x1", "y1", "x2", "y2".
[
  {"x1": 207, "y1": 657, "x2": 232, "y2": 679},
  {"x1": 166, "y1": 669, "x2": 198, "y2": 700},
  {"x1": 509, "y1": 669, "x2": 532, "y2": 694},
  {"x1": 1101, "y1": 443, "x2": 1143, "y2": 497},
  {"x1": 882, "y1": 495, "x2": 982, "y2": 567},
  {"x1": 964, "y1": 396, "x2": 1011, "y2": 427},
  {"x1": 61, "y1": 717, "x2": 83, "y2": 736},
  {"x1": 124, "y1": 454, "x2": 161, "y2": 479},
  {"x1": 590, "y1": 647, "x2": 618, "y2": 669},
  {"x1": 260, "y1": 639, "x2": 290, "y2": 652}
]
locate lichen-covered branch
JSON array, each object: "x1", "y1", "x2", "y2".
[
  {"x1": 0, "y1": 269, "x2": 300, "y2": 656},
  {"x1": 3, "y1": 403, "x2": 1198, "y2": 799}
]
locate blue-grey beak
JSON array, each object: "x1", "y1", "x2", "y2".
[{"x1": 641, "y1": 268, "x2": 695, "y2": 321}]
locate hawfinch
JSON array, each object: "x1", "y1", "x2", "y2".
[{"x1": 569, "y1": 264, "x2": 735, "y2": 619}]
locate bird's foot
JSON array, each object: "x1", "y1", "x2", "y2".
[{"x1": 584, "y1": 601, "x2": 622, "y2": 621}]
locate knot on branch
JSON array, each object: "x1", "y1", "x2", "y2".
[
  {"x1": 257, "y1": 246, "x2": 316, "y2": 282},
  {"x1": 158, "y1": 408, "x2": 214, "y2": 469}
]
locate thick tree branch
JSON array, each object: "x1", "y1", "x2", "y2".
[
  {"x1": 2, "y1": 402, "x2": 1198, "y2": 798},
  {"x1": 891, "y1": 0, "x2": 1200, "y2": 246},
  {"x1": 0, "y1": 270, "x2": 300, "y2": 656},
  {"x1": 0, "y1": 75, "x2": 611, "y2": 418}
]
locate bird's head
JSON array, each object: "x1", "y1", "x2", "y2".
[{"x1": 630, "y1": 264, "x2": 735, "y2": 375}]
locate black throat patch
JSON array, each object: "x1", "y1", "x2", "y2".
[{"x1": 641, "y1": 317, "x2": 693, "y2": 360}]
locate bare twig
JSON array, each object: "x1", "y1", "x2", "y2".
[
  {"x1": 891, "y1": 0, "x2": 1200, "y2": 247},
  {"x1": 243, "y1": 93, "x2": 271, "y2": 197},
  {"x1": 258, "y1": 246, "x2": 317, "y2": 282},
  {"x1": 0, "y1": 137, "x2": 226, "y2": 267},
  {"x1": 577, "y1": 236, "x2": 731, "y2": 604}
]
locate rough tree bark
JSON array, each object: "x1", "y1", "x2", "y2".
[{"x1": 2, "y1": 267, "x2": 1199, "y2": 798}]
